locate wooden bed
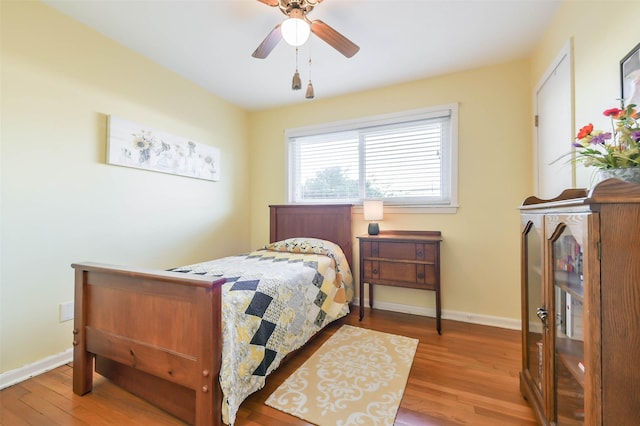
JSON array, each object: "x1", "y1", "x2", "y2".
[{"x1": 72, "y1": 204, "x2": 353, "y2": 425}]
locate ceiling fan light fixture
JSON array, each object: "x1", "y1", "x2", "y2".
[{"x1": 281, "y1": 17, "x2": 310, "y2": 46}]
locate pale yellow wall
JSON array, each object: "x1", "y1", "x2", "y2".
[
  {"x1": 248, "y1": 60, "x2": 534, "y2": 321},
  {"x1": 531, "y1": 1, "x2": 640, "y2": 188},
  {"x1": 1, "y1": 1, "x2": 250, "y2": 373}
]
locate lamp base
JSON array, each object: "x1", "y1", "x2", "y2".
[{"x1": 368, "y1": 222, "x2": 380, "y2": 235}]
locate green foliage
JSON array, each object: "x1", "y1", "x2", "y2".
[{"x1": 302, "y1": 166, "x2": 386, "y2": 199}]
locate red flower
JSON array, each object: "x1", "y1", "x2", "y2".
[
  {"x1": 603, "y1": 108, "x2": 623, "y2": 117},
  {"x1": 576, "y1": 123, "x2": 593, "y2": 139}
]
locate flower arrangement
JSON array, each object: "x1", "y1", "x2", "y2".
[{"x1": 572, "y1": 102, "x2": 640, "y2": 169}]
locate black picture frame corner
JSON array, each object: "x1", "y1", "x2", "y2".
[{"x1": 620, "y1": 42, "x2": 640, "y2": 106}]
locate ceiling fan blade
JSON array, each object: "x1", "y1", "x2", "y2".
[
  {"x1": 257, "y1": 0, "x2": 279, "y2": 6},
  {"x1": 310, "y1": 20, "x2": 359, "y2": 58},
  {"x1": 252, "y1": 24, "x2": 282, "y2": 59}
]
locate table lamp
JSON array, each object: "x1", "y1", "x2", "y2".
[{"x1": 363, "y1": 200, "x2": 383, "y2": 235}]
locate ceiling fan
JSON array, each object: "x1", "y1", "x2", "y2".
[{"x1": 252, "y1": 0, "x2": 360, "y2": 59}]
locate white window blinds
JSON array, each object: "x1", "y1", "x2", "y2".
[{"x1": 287, "y1": 105, "x2": 457, "y2": 207}]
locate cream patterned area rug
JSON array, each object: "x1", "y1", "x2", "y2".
[{"x1": 265, "y1": 324, "x2": 419, "y2": 425}]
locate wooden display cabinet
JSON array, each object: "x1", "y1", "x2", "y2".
[{"x1": 519, "y1": 179, "x2": 640, "y2": 425}]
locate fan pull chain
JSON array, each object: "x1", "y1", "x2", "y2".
[
  {"x1": 291, "y1": 47, "x2": 302, "y2": 90},
  {"x1": 305, "y1": 57, "x2": 314, "y2": 99}
]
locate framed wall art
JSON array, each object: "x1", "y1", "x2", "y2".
[
  {"x1": 107, "y1": 115, "x2": 220, "y2": 181},
  {"x1": 620, "y1": 42, "x2": 640, "y2": 107}
]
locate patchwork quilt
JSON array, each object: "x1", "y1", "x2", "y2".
[{"x1": 169, "y1": 238, "x2": 353, "y2": 425}]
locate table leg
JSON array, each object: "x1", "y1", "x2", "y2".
[
  {"x1": 359, "y1": 278, "x2": 364, "y2": 321},
  {"x1": 436, "y1": 286, "x2": 442, "y2": 335}
]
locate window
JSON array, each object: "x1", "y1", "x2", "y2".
[{"x1": 287, "y1": 104, "x2": 458, "y2": 211}]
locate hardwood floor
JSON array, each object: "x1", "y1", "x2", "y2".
[{"x1": 1, "y1": 308, "x2": 536, "y2": 425}]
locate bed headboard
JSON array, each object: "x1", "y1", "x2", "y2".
[{"x1": 269, "y1": 204, "x2": 353, "y2": 268}]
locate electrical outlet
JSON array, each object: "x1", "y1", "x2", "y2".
[{"x1": 60, "y1": 301, "x2": 74, "y2": 322}]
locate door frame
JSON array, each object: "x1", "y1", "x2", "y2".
[{"x1": 533, "y1": 39, "x2": 575, "y2": 196}]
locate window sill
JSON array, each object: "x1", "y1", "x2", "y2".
[{"x1": 355, "y1": 205, "x2": 458, "y2": 214}]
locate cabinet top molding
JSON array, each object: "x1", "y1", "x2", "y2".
[{"x1": 521, "y1": 178, "x2": 640, "y2": 209}]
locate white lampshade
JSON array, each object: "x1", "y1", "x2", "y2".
[
  {"x1": 281, "y1": 17, "x2": 310, "y2": 46},
  {"x1": 363, "y1": 200, "x2": 384, "y2": 221}
]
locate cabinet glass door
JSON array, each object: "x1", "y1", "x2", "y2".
[
  {"x1": 523, "y1": 219, "x2": 544, "y2": 398},
  {"x1": 552, "y1": 226, "x2": 585, "y2": 425}
]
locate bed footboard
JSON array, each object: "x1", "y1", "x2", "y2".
[{"x1": 72, "y1": 262, "x2": 226, "y2": 425}]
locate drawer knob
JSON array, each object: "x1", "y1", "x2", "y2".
[
  {"x1": 372, "y1": 268, "x2": 378, "y2": 274},
  {"x1": 417, "y1": 273, "x2": 425, "y2": 279},
  {"x1": 417, "y1": 250, "x2": 424, "y2": 257}
]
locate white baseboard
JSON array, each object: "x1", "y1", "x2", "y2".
[
  {"x1": 354, "y1": 298, "x2": 521, "y2": 331},
  {"x1": 0, "y1": 348, "x2": 73, "y2": 390}
]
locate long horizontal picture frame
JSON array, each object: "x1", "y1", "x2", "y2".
[{"x1": 107, "y1": 115, "x2": 220, "y2": 181}]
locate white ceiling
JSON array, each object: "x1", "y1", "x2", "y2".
[{"x1": 42, "y1": 0, "x2": 561, "y2": 111}]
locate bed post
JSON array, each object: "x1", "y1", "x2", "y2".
[
  {"x1": 73, "y1": 268, "x2": 93, "y2": 395},
  {"x1": 195, "y1": 283, "x2": 223, "y2": 425}
]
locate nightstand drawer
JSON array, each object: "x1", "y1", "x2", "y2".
[
  {"x1": 362, "y1": 260, "x2": 436, "y2": 290},
  {"x1": 361, "y1": 241, "x2": 437, "y2": 262}
]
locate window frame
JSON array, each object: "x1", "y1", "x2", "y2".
[{"x1": 285, "y1": 104, "x2": 459, "y2": 213}]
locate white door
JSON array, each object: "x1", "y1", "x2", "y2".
[{"x1": 535, "y1": 42, "x2": 573, "y2": 199}]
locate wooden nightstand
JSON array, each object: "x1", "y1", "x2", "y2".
[{"x1": 358, "y1": 230, "x2": 443, "y2": 334}]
